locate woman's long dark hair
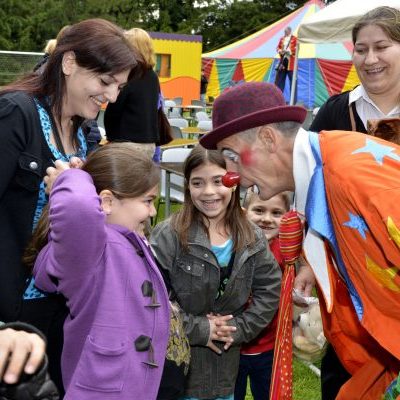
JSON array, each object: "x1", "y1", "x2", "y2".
[
  {"x1": 171, "y1": 145, "x2": 255, "y2": 251},
  {"x1": 1, "y1": 19, "x2": 144, "y2": 149}
]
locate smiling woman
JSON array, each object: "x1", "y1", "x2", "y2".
[
  {"x1": 0, "y1": 18, "x2": 144, "y2": 396},
  {"x1": 308, "y1": 6, "x2": 400, "y2": 400},
  {"x1": 311, "y1": 6, "x2": 400, "y2": 134}
]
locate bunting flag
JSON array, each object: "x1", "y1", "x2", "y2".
[
  {"x1": 203, "y1": 0, "x2": 360, "y2": 109},
  {"x1": 270, "y1": 210, "x2": 304, "y2": 400}
]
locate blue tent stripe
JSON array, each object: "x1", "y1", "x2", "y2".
[{"x1": 297, "y1": 59, "x2": 315, "y2": 109}]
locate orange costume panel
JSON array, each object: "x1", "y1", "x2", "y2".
[
  {"x1": 310, "y1": 131, "x2": 400, "y2": 399},
  {"x1": 276, "y1": 35, "x2": 297, "y2": 71}
]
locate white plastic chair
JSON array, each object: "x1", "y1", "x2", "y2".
[
  {"x1": 168, "y1": 118, "x2": 189, "y2": 129},
  {"x1": 173, "y1": 97, "x2": 183, "y2": 106},
  {"x1": 197, "y1": 120, "x2": 212, "y2": 131},
  {"x1": 164, "y1": 100, "x2": 178, "y2": 117},
  {"x1": 195, "y1": 111, "x2": 210, "y2": 122},
  {"x1": 155, "y1": 147, "x2": 192, "y2": 223}
]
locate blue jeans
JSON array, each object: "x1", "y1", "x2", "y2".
[{"x1": 234, "y1": 350, "x2": 274, "y2": 400}]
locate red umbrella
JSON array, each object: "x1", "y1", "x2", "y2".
[{"x1": 270, "y1": 210, "x2": 304, "y2": 400}]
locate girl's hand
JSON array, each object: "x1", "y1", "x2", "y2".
[
  {"x1": 44, "y1": 160, "x2": 70, "y2": 194},
  {"x1": 69, "y1": 156, "x2": 84, "y2": 169},
  {"x1": 207, "y1": 319, "x2": 222, "y2": 354},
  {"x1": 207, "y1": 314, "x2": 236, "y2": 351}
]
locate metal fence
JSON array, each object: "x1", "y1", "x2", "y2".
[{"x1": 0, "y1": 51, "x2": 44, "y2": 86}]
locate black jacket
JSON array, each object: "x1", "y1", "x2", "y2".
[
  {"x1": 0, "y1": 92, "x2": 53, "y2": 322},
  {"x1": 310, "y1": 90, "x2": 367, "y2": 133},
  {"x1": 104, "y1": 68, "x2": 160, "y2": 143},
  {"x1": 0, "y1": 322, "x2": 59, "y2": 400}
]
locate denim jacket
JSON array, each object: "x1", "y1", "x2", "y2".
[{"x1": 150, "y1": 219, "x2": 281, "y2": 398}]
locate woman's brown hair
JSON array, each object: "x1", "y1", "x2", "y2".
[
  {"x1": 23, "y1": 143, "x2": 160, "y2": 269},
  {"x1": 1, "y1": 19, "x2": 144, "y2": 150},
  {"x1": 352, "y1": 6, "x2": 400, "y2": 45},
  {"x1": 171, "y1": 145, "x2": 255, "y2": 251}
]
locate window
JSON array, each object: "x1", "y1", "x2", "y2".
[{"x1": 155, "y1": 54, "x2": 171, "y2": 78}]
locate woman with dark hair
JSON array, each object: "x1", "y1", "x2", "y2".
[{"x1": 0, "y1": 18, "x2": 143, "y2": 394}]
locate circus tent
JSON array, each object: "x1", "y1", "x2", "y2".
[{"x1": 202, "y1": 0, "x2": 360, "y2": 109}]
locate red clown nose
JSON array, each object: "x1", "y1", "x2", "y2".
[{"x1": 221, "y1": 172, "x2": 240, "y2": 188}]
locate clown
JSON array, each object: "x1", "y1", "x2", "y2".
[{"x1": 200, "y1": 80, "x2": 400, "y2": 399}]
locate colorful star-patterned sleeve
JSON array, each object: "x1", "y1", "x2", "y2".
[{"x1": 319, "y1": 131, "x2": 400, "y2": 363}]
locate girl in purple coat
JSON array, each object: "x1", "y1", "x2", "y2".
[{"x1": 30, "y1": 143, "x2": 170, "y2": 400}]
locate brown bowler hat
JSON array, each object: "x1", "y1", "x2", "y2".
[{"x1": 200, "y1": 82, "x2": 307, "y2": 150}]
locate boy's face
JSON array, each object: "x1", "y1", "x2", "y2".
[{"x1": 246, "y1": 195, "x2": 287, "y2": 241}]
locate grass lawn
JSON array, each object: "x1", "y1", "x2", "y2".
[
  {"x1": 243, "y1": 359, "x2": 321, "y2": 399},
  {"x1": 155, "y1": 201, "x2": 322, "y2": 400}
]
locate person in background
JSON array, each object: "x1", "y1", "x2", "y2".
[
  {"x1": 31, "y1": 143, "x2": 169, "y2": 399},
  {"x1": 151, "y1": 145, "x2": 281, "y2": 400},
  {"x1": 307, "y1": 7, "x2": 400, "y2": 399},
  {"x1": 200, "y1": 80, "x2": 400, "y2": 400},
  {"x1": 0, "y1": 322, "x2": 59, "y2": 399},
  {"x1": 275, "y1": 26, "x2": 297, "y2": 99},
  {"x1": 234, "y1": 190, "x2": 290, "y2": 400},
  {"x1": 104, "y1": 28, "x2": 161, "y2": 161},
  {"x1": 200, "y1": 66, "x2": 209, "y2": 104},
  {"x1": 0, "y1": 18, "x2": 143, "y2": 395},
  {"x1": 33, "y1": 26, "x2": 70, "y2": 74}
]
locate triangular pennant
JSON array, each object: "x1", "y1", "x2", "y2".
[
  {"x1": 232, "y1": 60, "x2": 245, "y2": 83},
  {"x1": 317, "y1": 59, "x2": 353, "y2": 97},
  {"x1": 205, "y1": 58, "x2": 221, "y2": 98},
  {"x1": 241, "y1": 58, "x2": 273, "y2": 83},
  {"x1": 215, "y1": 58, "x2": 239, "y2": 94},
  {"x1": 342, "y1": 64, "x2": 360, "y2": 93},
  {"x1": 314, "y1": 61, "x2": 330, "y2": 107}
]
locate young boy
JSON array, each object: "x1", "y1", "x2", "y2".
[{"x1": 234, "y1": 190, "x2": 291, "y2": 400}]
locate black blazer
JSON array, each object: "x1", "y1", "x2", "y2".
[
  {"x1": 104, "y1": 68, "x2": 160, "y2": 143},
  {"x1": 0, "y1": 91, "x2": 53, "y2": 321},
  {"x1": 310, "y1": 90, "x2": 367, "y2": 133}
]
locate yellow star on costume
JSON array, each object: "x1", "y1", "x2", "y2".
[
  {"x1": 365, "y1": 256, "x2": 400, "y2": 292},
  {"x1": 387, "y1": 216, "x2": 400, "y2": 249}
]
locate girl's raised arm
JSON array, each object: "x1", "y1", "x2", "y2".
[{"x1": 38, "y1": 169, "x2": 106, "y2": 282}]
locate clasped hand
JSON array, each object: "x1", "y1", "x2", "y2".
[
  {"x1": 206, "y1": 313, "x2": 236, "y2": 354},
  {"x1": 44, "y1": 156, "x2": 83, "y2": 194}
]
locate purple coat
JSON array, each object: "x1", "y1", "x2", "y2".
[{"x1": 33, "y1": 169, "x2": 170, "y2": 400}]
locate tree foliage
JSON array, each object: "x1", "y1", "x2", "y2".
[{"x1": 0, "y1": 0, "x2": 308, "y2": 52}]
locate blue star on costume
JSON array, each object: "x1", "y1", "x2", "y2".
[
  {"x1": 352, "y1": 139, "x2": 400, "y2": 165},
  {"x1": 343, "y1": 212, "x2": 369, "y2": 240}
]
